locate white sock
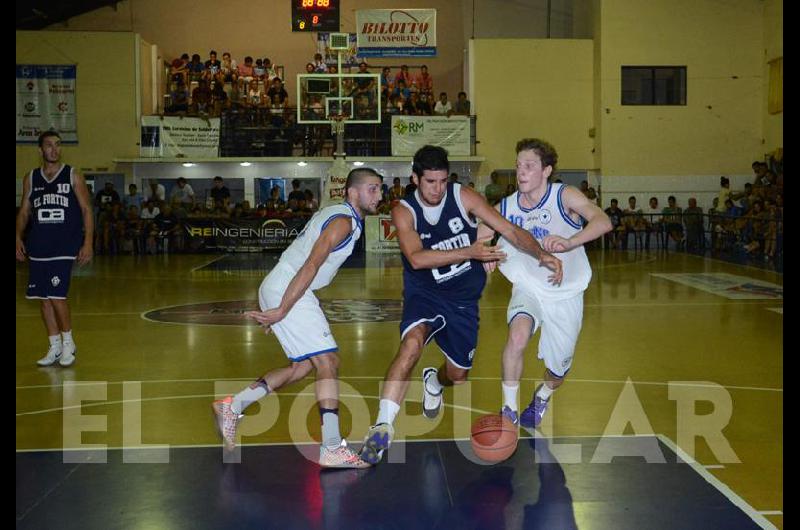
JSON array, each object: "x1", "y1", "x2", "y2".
[
  {"x1": 425, "y1": 372, "x2": 443, "y2": 395},
  {"x1": 502, "y1": 382, "x2": 519, "y2": 411},
  {"x1": 537, "y1": 383, "x2": 555, "y2": 401},
  {"x1": 61, "y1": 330, "x2": 73, "y2": 345},
  {"x1": 321, "y1": 409, "x2": 342, "y2": 450},
  {"x1": 376, "y1": 399, "x2": 400, "y2": 426},
  {"x1": 232, "y1": 380, "x2": 270, "y2": 415},
  {"x1": 48, "y1": 335, "x2": 62, "y2": 349}
]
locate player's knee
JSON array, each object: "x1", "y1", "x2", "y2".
[
  {"x1": 312, "y1": 351, "x2": 339, "y2": 372},
  {"x1": 446, "y1": 366, "x2": 469, "y2": 384}
]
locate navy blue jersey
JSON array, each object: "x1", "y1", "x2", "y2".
[
  {"x1": 399, "y1": 182, "x2": 486, "y2": 302},
  {"x1": 26, "y1": 164, "x2": 84, "y2": 259}
]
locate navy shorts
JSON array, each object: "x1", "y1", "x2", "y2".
[
  {"x1": 400, "y1": 288, "x2": 480, "y2": 369},
  {"x1": 26, "y1": 259, "x2": 75, "y2": 299}
]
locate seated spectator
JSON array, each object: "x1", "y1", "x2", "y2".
[
  {"x1": 191, "y1": 79, "x2": 212, "y2": 114},
  {"x1": 395, "y1": 64, "x2": 412, "y2": 87},
  {"x1": 186, "y1": 53, "x2": 205, "y2": 86},
  {"x1": 263, "y1": 58, "x2": 278, "y2": 83},
  {"x1": 147, "y1": 203, "x2": 182, "y2": 253},
  {"x1": 211, "y1": 81, "x2": 230, "y2": 115},
  {"x1": 140, "y1": 200, "x2": 161, "y2": 239},
  {"x1": 255, "y1": 59, "x2": 268, "y2": 86},
  {"x1": 644, "y1": 196, "x2": 663, "y2": 247},
  {"x1": 123, "y1": 183, "x2": 144, "y2": 212},
  {"x1": 266, "y1": 77, "x2": 289, "y2": 106},
  {"x1": 220, "y1": 52, "x2": 238, "y2": 86},
  {"x1": 168, "y1": 78, "x2": 190, "y2": 113},
  {"x1": 304, "y1": 189, "x2": 319, "y2": 212},
  {"x1": 742, "y1": 200, "x2": 766, "y2": 254},
  {"x1": 265, "y1": 185, "x2": 286, "y2": 213},
  {"x1": 434, "y1": 92, "x2": 452, "y2": 116},
  {"x1": 313, "y1": 53, "x2": 327, "y2": 73},
  {"x1": 453, "y1": 91, "x2": 471, "y2": 116},
  {"x1": 143, "y1": 179, "x2": 166, "y2": 206},
  {"x1": 389, "y1": 177, "x2": 405, "y2": 202},
  {"x1": 122, "y1": 205, "x2": 143, "y2": 254},
  {"x1": 404, "y1": 92, "x2": 421, "y2": 115},
  {"x1": 762, "y1": 198, "x2": 779, "y2": 259},
  {"x1": 415, "y1": 65, "x2": 433, "y2": 97},
  {"x1": 102, "y1": 202, "x2": 126, "y2": 255},
  {"x1": 662, "y1": 195, "x2": 684, "y2": 248},
  {"x1": 623, "y1": 196, "x2": 647, "y2": 249},
  {"x1": 404, "y1": 180, "x2": 417, "y2": 196},
  {"x1": 204, "y1": 50, "x2": 222, "y2": 81},
  {"x1": 237, "y1": 56, "x2": 255, "y2": 95},
  {"x1": 416, "y1": 93, "x2": 432, "y2": 116},
  {"x1": 380, "y1": 66, "x2": 393, "y2": 99},
  {"x1": 391, "y1": 79, "x2": 411, "y2": 101},
  {"x1": 604, "y1": 198, "x2": 625, "y2": 249},
  {"x1": 304, "y1": 62, "x2": 315, "y2": 74},
  {"x1": 170, "y1": 54, "x2": 189, "y2": 87},
  {"x1": 209, "y1": 176, "x2": 231, "y2": 210}
]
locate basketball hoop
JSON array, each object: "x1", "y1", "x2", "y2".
[{"x1": 329, "y1": 114, "x2": 346, "y2": 136}]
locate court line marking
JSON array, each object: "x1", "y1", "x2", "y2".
[
  {"x1": 15, "y1": 376, "x2": 783, "y2": 393},
  {"x1": 16, "y1": 298, "x2": 782, "y2": 319},
  {"x1": 681, "y1": 251, "x2": 783, "y2": 276},
  {"x1": 703, "y1": 464, "x2": 725, "y2": 469},
  {"x1": 656, "y1": 434, "x2": 778, "y2": 530},
  {"x1": 15, "y1": 433, "x2": 660, "y2": 453},
  {"x1": 757, "y1": 511, "x2": 782, "y2": 516},
  {"x1": 190, "y1": 255, "x2": 228, "y2": 273}
]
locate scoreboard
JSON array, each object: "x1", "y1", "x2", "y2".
[{"x1": 291, "y1": 0, "x2": 340, "y2": 32}]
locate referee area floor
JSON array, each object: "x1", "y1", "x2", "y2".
[{"x1": 16, "y1": 250, "x2": 783, "y2": 529}]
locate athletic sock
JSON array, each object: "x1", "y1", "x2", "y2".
[
  {"x1": 376, "y1": 399, "x2": 400, "y2": 426},
  {"x1": 232, "y1": 379, "x2": 270, "y2": 415},
  {"x1": 320, "y1": 408, "x2": 342, "y2": 450},
  {"x1": 426, "y1": 372, "x2": 444, "y2": 395},
  {"x1": 48, "y1": 335, "x2": 62, "y2": 348},
  {"x1": 536, "y1": 383, "x2": 554, "y2": 401},
  {"x1": 502, "y1": 382, "x2": 519, "y2": 411},
  {"x1": 61, "y1": 330, "x2": 73, "y2": 345}
]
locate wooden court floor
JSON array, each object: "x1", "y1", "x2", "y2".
[{"x1": 16, "y1": 249, "x2": 783, "y2": 528}]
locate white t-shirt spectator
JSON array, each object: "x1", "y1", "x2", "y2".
[
  {"x1": 434, "y1": 100, "x2": 452, "y2": 115},
  {"x1": 140, "y1": 206, "x2": 161, "y2": 220},
  {"x1": 144, "y1": 183, "x2": 166, "y2": 203},
  {"x1": 170, "y1": 183, "x2": 195, "y2": 205}
]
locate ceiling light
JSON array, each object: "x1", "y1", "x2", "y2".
[
  {"x1": 353, "y1": 161, "x2": 365, "y2": 166},
  {"x1": 182, "y1": 162, "x2": 195, "y2": 167},
  {"x1": 297, "y1": 161, "x2": 308, "y2": 167},
  {"x1": 240, "y1": 162, "x2": 251, "y2": 167}
]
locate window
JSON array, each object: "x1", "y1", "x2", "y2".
[{"x1": 621, "y1": 66, "x2": 686, "y2": 105}]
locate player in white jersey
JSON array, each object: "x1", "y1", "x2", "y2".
[
  {"x1": 479, "y1": 138, "x2": 612, "y2": 429},
  {"x1": 212, "y1": 168, "x2": 383, "y2": 468}
]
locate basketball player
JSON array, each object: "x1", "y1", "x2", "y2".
[
  {"x1": 16, "y1": 131, "x2": 94, "y2": 367},
  {"x1": 212, "y1": 168, "x2": 383, "y2": 468},
  {"x1": 358, "y1": 145, "x2": 564, "y2": 465},
  {"x1": 483, "y1": 138, "x2": 611, "y2": 429}
]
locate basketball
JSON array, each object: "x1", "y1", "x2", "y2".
[{"x1": 470, "y1": 414, "x2": 518, "y2": 463}]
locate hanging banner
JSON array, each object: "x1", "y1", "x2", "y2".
[
  {"x1": 321, "y1": 158, "x2": 347, "y2": 209},
  {"x1": 356, "y1": 9, "x2": 437, "y2": 57},
  {"x1": 16, "y1": 65, "x2": 78, "y2": 144},
  {"x1": 365, "y1": 215, "x2": 400, "y2": 253},
  {"x1": 140, "y1": 116, "x2": 220, "y2": 158},
  {"x1": 391, "y1": 115, "x2": 470, "y2": 156}
]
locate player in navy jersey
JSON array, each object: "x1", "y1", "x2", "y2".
[
  {"x1": 16, "y1": 131, "x2": 94, "y2": 367},
  {"x1": 358, "y1": 145, "x2": 564, "y2": 465}
]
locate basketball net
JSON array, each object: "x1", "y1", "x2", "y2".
[{"x1": 329, "y1": 114, "x2": 346, "y2": 136}]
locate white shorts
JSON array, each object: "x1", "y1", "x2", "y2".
[
  {"x1": 258, "y1": 268, "x2": 337, "y2": 362},
  {"x1": 506, "y1": 287, "x2": 584, "y2": 377}
]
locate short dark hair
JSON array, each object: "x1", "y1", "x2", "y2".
[
  {"x1": 668, "y1": 195, "x2": 676, "y2": 202},
  {"x1": 650, "y1": 196, "x2": 658, "y2": 202},
  {"x1": 515, "y1": 138, "x2": 558, "y2": 171},
  {"x1": 345, "y1": 168, "x2": 382, "y2": 190},
  {"x1": 210, "y1": 50, "x2": 217, "y2": 56},
  {"x1": 213, "y1": 176, "x2": 223, "y2": 182},
  {"x1": 412, "y1": 145, "x2": 449, "y2": 177},
  {"x1": 177, "y1": 177, "x2": 186, "y2": 183},
  {"x1": 38, "y1": 130, "x2": 61, "y2": 147},
  {"x1": 628, "y1": 196, "x2": 636, "y2": 202},
  {"x1": 458, "y1": 91, "x2": 467, "y2": 97},
  {"x1": 611, "y1": 198, "x2": 618, "y2": 204},
  {"x1": 292, "y1": 179, "x2": 301, "y2": 188}
]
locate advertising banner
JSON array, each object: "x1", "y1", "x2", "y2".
[
  {"x1": 365, "y1": 215, "x2": 400, "y2": 253},
  {"x1": 391, "y1": 115, "x2": 470, "y2": 156},
  {"x1": 140, "y1": 116, "x2": 220, "y2": 158},
  {"x1": 16, "y1": 65, "x2": 78, "y2": 144},
  {"x1": 356, "y1": 9, "x2": 436, "y2": 57},
  {"x1": 183, "y1": 217, "x2": 308, "y2": 252}
]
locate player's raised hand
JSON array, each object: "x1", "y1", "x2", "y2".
[
  {"x1": 468, "y1": 235, "x2": 507, "y2": 262},
  {"x1": 538, "y1": 251, "x2": 563, "y2": 286}
]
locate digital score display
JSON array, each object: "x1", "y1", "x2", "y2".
[{"x1": 291, "y1": 0, "x2": 340, "y2": 32}]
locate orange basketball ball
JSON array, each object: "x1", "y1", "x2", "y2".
[{"x1": 470, "y1": 414, "x2": 518, "y2": 463}]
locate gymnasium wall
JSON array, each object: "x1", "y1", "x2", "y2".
[{"x1": 762, "y1": 0, "x2": 782, "y2": 152}]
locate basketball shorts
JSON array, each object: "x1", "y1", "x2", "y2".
[
  {"x1": 258, "y1": 268, "x2": 337, "y2": 362},
  {"x1": 400, "y1": 288, "x2": 479, "y2": 370},
  {"x1": 26, "y1": 258, "x2": 75, "y2": 299},
  {"x1": 506, "y1": 287, "x2": 584, "y2": 378}
]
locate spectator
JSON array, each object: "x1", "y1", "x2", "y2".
[
  {"x1": 453, "y1": 91, "x2": 471, "y2": 116},
  {"x1": 147, "y1": 203, "x2": 181, "y2": 253},
  {"x1": 186, "y1": 53, "x2": 205, "y2": 86},
  {"x1": 505, "y1": 183, "x2": 516, "y2": 197},
  {"x1": 449, "y1": 172, "x2": 459, "y2": 184},
  {"x1": 304, "y1": 189, "x2": 319, "y2": 212},
  {"x1": 404, "y1": 180, "x2": 417, "y2": 196},
  {"x1": 623, "y1": 196, "x2": 646, "y2": 249},
  {"x1": 484, "y1": 171, "x2": 504, "y2": 205},
  {"x1": 389, "y1": 177, "x2": 405, "y2": 202},
  {"x1": 288, "y1": 179, "x2": 306, "y2": 202},
  {"x1": 139, "y1": 200, "x2": 161, "y2": 238},
  {"x1": 94, "y1": 181, "x2": 120, "y2": 211},
  {"x1": 266, "y1": 77, "x2": 289, "y2": 106},
  {"x1": 604, "y1": 198, "x2": 625, "y2": 249},
  {"x1": 143, "y1": 179, "x2": 166, "y2": 206},
  {"x1": 211, "y1": 81, "x2": 230, "y2": 115},
  {"x1": 220, "y1": 52, "x2": 238, "y2": 86},
  {"x1": 209, "y1": 176, "x2": 231, "y2": 210},
  {"x1": 395, "y1": 65, "x2": 412, "y2": 87},
  {"x1": 191, "y1": 79, "x2": 212, "y2": 114},
  {"x1": 237, "y1": 56, "x2": 255, "y2": 95},
  {"x1": 683, "y1": 197, "x2": 704, "y2": 251},
  {"x1": 662, "y1": 195, "x2": 684, "y2": 248},
  {"x1": 415, "y1": 65, "x2": 433, "y2": 97},
  {"x1": 265, "y1": 185, "x2": 286, "y2": 214},
  {"x1": 416, "y1": 93, "x2": 432, "y2": 115},
  {"x1": 170, "y1": 177, "x2": 195, "y2": 207},
  {"x1": 380, "y1": 66, "x2": 393, "y2": 99},
  {"x1": 122, "y1": 205, "x2": 143, "y2": 254},
  {"x1": 434, "y1": 92, "x2": 452, "y2": 116},
  {"x1": 204, "y1": 50, "x2": 221, "y2": 81},
  {"x1": 391, "y1": 78, "x2": 411, "y2": 101},
  {"x1": 123, "y1": 183, "x2": 144, "y2": 212},
  {"x1": 170, "y1": 54, "x2": 189, "y2": 87},
  {"x1": 313, "y1": 53, "x2": 327, "y2": 73},
  {"x1": 644, "y1": 196, "x2": 663, "y2": 248}
]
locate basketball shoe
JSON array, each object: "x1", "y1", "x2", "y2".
[
  {"x1": 212, "y1": 396, "x2": 243, "y2": 450},
  {"x1": 319, "y1": 440, "x2": 370, "y2": 469},
  {"x1": 422, "y1": 367, "x2": 443, "y2": 419},
  {"x1": 358, "y1": 422, "x2": 394, "y2": 465}
]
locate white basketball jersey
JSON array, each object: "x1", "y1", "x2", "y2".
[
  {"x1": 497, "y1": 183, "x2": 592, "y2": 300},
  {"x1": 274, "y1": 202, "x2": 362, "y2": 290}
]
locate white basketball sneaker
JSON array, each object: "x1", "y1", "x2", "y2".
[
  {"x1": 36, "y1": 345, "x2": 62, "y2": 367},
  {"x1": 59, "y1": 342, "x2": 76, "y2": 366}
]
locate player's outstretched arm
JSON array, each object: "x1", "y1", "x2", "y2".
[
  {"x1": 542, "y1": 186, "x2": 613, "y2": 253},
  {"x1": 461, "y1": 186, "x2": 563, "y2": 285},
  {"x1": 392, "y1": 203, "x2": 505, "y2": 270},
  {"x1": 15, "y1": 174, "x2": 31, "y2": 261},
  {"x1": 246, "y1": 215, "x2": 352, "y2": 329},
  {"x1": 72, "y1": 171, "x2": 94, "y2": 265}
]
